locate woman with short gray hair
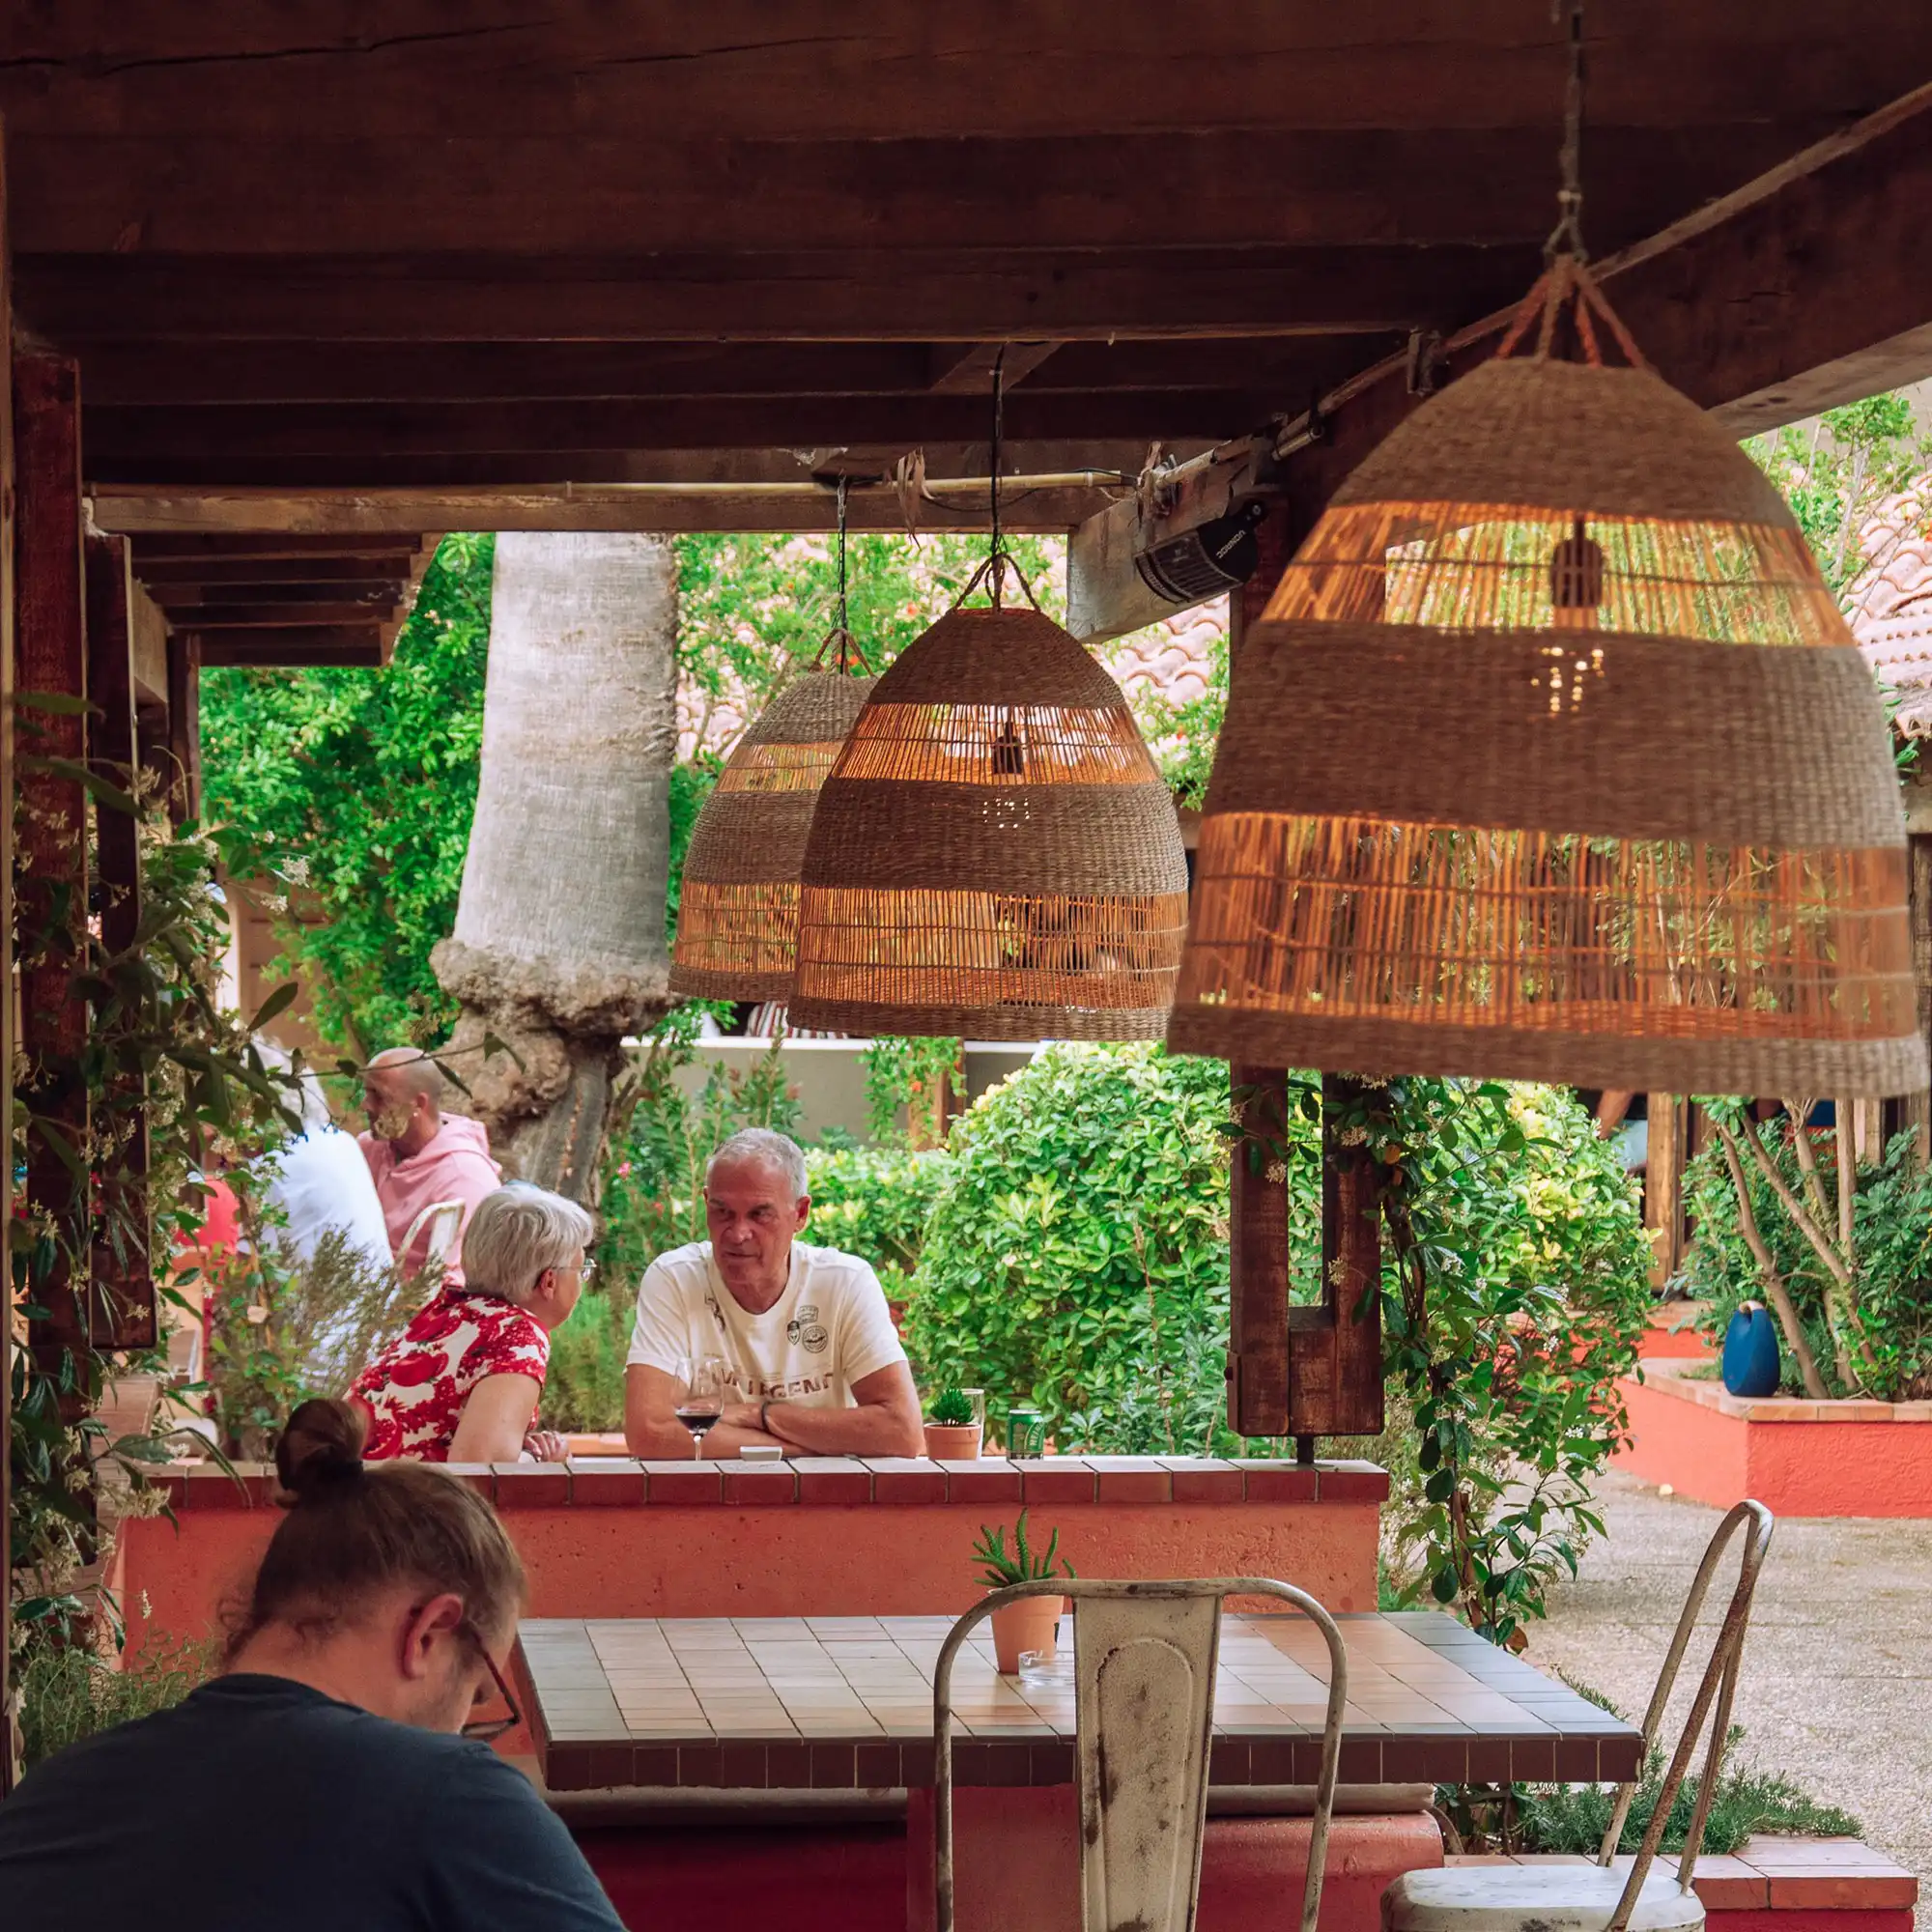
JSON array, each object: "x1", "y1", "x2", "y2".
[{"x1": 350, "y1": 1181, "x2": 594, "y2": 1464}]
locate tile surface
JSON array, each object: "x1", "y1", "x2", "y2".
[{"x1": 522, "y1": 1608, "x2": 1641, "y2": 1793}]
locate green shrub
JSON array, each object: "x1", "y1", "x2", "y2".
[
  {"x1": 905, "y1": 1044, "x2": 1235, "y2": 1445},
  {"x1": 805, "y1": 1141, "x2": 953, "y2": 1276},
  {"x1": 1679, "y1": 1111, "x2": 1932, "y2": 1400},
  {"x1": 543, "y1": 1286, "x2": 633, "y2": 1434},
  {"x1": 18, "y1": 1634, "x2": 214, "y2": 1769}
]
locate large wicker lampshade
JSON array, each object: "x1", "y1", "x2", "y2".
[
  {"x1": 669, "y1": 666, "x2": 877, "y2": 1001},
  {"x1": 1168, "y1": 263, "x2": 1925, "y2": 1094},
  {"x1": 787, "y1": 580, "x2": 1190, "y2": 1039}
]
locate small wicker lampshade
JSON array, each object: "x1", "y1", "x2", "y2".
[
  {"x1": 1169, "y1": 263, "x2": 1926, "y2": 1094},
  {"x1": 787, "y1": 593, "x2": 1190, "y2": 1039},
  {"x1": 669, "y1": 668, "x2": 876, "y2": 1002}
]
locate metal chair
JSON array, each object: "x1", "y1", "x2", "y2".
[
  {"x1": 399, "y1": 1198, "x2": 466, "y2": 1292},
  {"x1": 1383, "y1": 1500, "x2": 1776, "y2": 1932},
  {"x1": 932, "y1": 1577, "x2": 1350, "y2": 1932}
]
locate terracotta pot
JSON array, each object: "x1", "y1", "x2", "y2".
[
  {"x1": 923, "y1": 1421, "x2": 982, "y2": 1461},
  {"x1": 990, "y1": 1595, "x2": 1064, "y2": 1674}
]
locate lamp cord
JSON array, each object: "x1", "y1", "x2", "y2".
[
  {"x1": 988, "y1": 345, "x2": 1008, "y2": 609},
  {"x1": 1545, "y1": 0, "x2": 1587, "y2": 264},
  {"x1": 836, "y1": 474, "x2": 850, "y2": 670}
]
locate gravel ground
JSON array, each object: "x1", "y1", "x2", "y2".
[{"x1": 1530, "y1": 1471, "x2": 1932, "y2": 1924}]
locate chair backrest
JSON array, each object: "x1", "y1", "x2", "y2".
[
  {"x1": 1600, "y1": 1499, "x2": 1776, "y2": 1932},
  {"x1": 931, "y1": 1577, "x2": 1349, "y2": 1932},
  {"x1": 400, "y1": 1199, "x2": 466, "y2": 1287}
]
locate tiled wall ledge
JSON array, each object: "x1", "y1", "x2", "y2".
[
  {"x1": 1451, "y1": 1837, "x2": 1918, "y2": 1917},
  {"x1": 150, "y1": 1454, "x2": 1389, "y2": 1512},
  {"x1": 1613, "y1": 1364, "x2": 1932, "y2": 1516}
]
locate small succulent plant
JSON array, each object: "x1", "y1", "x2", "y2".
[
  {"x1": 971, "y1": 1510, "x2": 1076, "y2": 1588},
  {"x1": 927, "y1": 1386, "x2": 976, "y2": 1428}
]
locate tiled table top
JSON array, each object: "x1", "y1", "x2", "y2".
[{"x1": 523, "y1": 1608, "x2": 1641, "y2": 1795}]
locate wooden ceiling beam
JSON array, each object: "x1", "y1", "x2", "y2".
[
  {"x1": 128, "y1": 532, "x2": 425, "y2": 560},
  {"x1": 154, "y1": 600, "x2": 400, "y2": 627},
  {"x1": 90, "y1": 477, "x2": 1139, "y2": 538},
  {"x1": 192, "y1": 625, "x2": 384, "y2": 666},
  {"x1": 0, "y1": 5, "x2": 1923, "y2": 142},
  {"x1": 15, "y1": 245, "x2": 1535, "y2": 344},
  {"x1": 80, "y1": 391, "x2": 1279, "y2": 469},
  {"x1": 927, "y1": 341, "x2": 1064, "y2": 396},
  {"x1": 1, "y1": 126, "x2": 1845, "y2": 257},
  {"x1": 130, "y1": 554, "x2": 419, "y2": 584}
]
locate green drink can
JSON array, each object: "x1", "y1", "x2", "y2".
[{"x1": 1006, "y1": 1406, "x2": 1046, "y2": 1458}]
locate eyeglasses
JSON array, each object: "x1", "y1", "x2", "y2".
[{"x1": 457, "y1": 1620, "x2": 522, "y2": 1742}]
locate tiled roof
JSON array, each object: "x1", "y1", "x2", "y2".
[{"x1": 1849, "y1": 480, "x2": 1932, "y2": 737}]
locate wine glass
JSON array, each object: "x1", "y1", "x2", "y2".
[{"x1": 673, "y1": 1354, "x2": 731, "y2": 1459}]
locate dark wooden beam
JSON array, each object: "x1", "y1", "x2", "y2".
[
  {"x1": 130, "y1": 532, "x2": 425, "y2": 561},
  {"x1": 134, "y1": 555, "x2": 416, "y2": 586},
  {"x1": 155, "y1": 600, "x2": 401, "y2": 628},
  {"x1": 1228, "y1": 1065, "x2": 1293, "y2": 1437},
  {"x1": 79, "y1": 390, "x2": 1280, "y2": 469},
  {"x1": 14, "y1": 350, "x2": 91, "y2": 1382},
  {"x1": 197, "y1": 632, "x2": 384, "y2": 668},
  {"x1": 17, "y1": 245, "x2": 1536, "y2": 344},
  {"x1": 928, "y1": 341, "x2": 1062, "y2": 395},
  {"x1": 92, "y1": 476, "x2": 1136, "y2": 537},
  {"x1": 163, "y1": 630, "x2": 199, "y2": 822},
  {"x1": 3, "y1": 126, "x2": 1844, "y2": 257},
  {"x1": 0, "y1": 5, "x2": 1921, "y2": 142},
  {"x1": 1274, "y1": 77, "x2": 1932, "y2": 509}
]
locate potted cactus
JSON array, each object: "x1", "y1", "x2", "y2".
[
  {"x1": 923, "y1": 1386, "x2": 982, "y2": 1461},
  {"x1": 972, "y1": 1511, "x2": 1075, "y2": 1672}
]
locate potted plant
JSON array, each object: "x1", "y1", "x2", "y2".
[
  {"x1": 923, "y1": 1386, "x2": 982, "y2": 1461},
  {"x1": 971, "y1": 1511, "x2": 1075, "y2": 1673}
]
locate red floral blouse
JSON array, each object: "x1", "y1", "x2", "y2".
[{"x1": 350, "y1": 1288, "x2": 550, "y2": 1463}]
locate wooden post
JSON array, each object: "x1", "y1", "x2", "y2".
[
  {"x1": 14, "y1": 349, "x2": 91, "y2": 1407},
  {"x1": 0, "y1": 118, "x2": 19, "y2": 1799},
  {"x1": 1906, "y1": 834, "x2": 1932, "y2": 1162},
  {"x1": 1644, "y1": 1094, "x2": 1684, "y2": 1287},
  {"x1": 1228, "y1": 1065, "x2": 1292, "y2": 1435},
  {"x1": 85, "y1": 531, "x2": 155, "y2": 1350},
  {"x1": 164, "y1": 627, "x2": 201, "y2": 824}
]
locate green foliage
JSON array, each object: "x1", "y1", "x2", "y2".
[
  {"x1": 1747, "y1": 394, "x2": 1931, "y2": 603},
  {"x1": 905, "y1": 1045, "x2": 1235, "y2": 1446},
  {"x1": 928, "y1": 1387, "x2": 975, "y2": 1427},
  {"x1": 11, "y1": 740, "x2": 305, "y2": 1661},
  {"x1": 970, "y1": 1511, "x2": 1075, "y2": 1588},
  {"x1": 200, "y1": 532, "x2": 494, "y2": 1054},
  {"x1": 805, "y1": 1141, "x2": 953, "y2": 1277},
  {"x1": 862, "y1": 1036, "x2": 964, "y2": 1147},
  {"x1": 1132, "y1": 618, "x2": 1229, "y2": 809},
  {"x1": 544, "y1": 1288, "x2": 634, "y2": 1435},
  {"x1": 16, "y1": 1634, "x2": 214, "y2": 1769},
  {"x1": 1678, "y1": 1109, "x2": 1932, "y2": 1401}
]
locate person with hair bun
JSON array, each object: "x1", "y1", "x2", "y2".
[
  {"x1": 351, "y1": 1179, "x2": 593, "y2": 1463},
  {"x1": 0, "y1": 1398, "x2": 627, "y2": 1931}
]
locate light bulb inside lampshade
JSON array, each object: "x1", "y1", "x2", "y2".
[
  {"x1": 788, "y1": 601, "x2": 1189, "y2": 1040},
  {"x1": 1168, "y1": 350, "x2": 1924, "y2": 1097}
]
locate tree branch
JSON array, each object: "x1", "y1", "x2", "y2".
[
  {"x1": 1715, "y1": 1122, "x2": 1830, "y2": 1400},
  {"x1": 1780, "y1": 1094, "x2": 1835, "y2": 1231}
]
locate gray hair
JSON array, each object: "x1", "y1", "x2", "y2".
[
  {"x1": 705, "y1": 1127, "x2": 809, "y2": 1202},
  {"x1": 462, "y1": 1181, "x2": 595, "y2": 1306}
]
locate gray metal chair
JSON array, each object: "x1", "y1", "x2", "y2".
[
  {"x1": 1383, "y1": 1500, "x2": 1776, "y2": 1932},
  {"x1": 933, "y1": 1577, "x2": 1350, "y2": 1932}
]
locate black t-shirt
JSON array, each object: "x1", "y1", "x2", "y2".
[{"x1": 0, "y1": 1673, "x2": 629, "y2": 1932}]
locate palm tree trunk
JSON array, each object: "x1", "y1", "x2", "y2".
[{"x1": 433, "y1": 533, "x2": 677, "y2": 1203}]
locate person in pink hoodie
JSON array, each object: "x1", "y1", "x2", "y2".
[{"x1": 357, "y1": 1048, "x2": 502, "y2": 1286}]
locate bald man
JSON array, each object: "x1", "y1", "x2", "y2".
[{"x1": 357, "y1": 1048, "x2": 502, "y2": 1284}]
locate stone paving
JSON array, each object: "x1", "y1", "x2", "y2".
[{"x1": 1531, "y1": 1471, "x2": 1932, "y2": 1926}]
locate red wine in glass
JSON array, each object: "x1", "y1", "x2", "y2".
[{"x1": 674, "y1": 1398, "x2": 722, "y2": 1444}]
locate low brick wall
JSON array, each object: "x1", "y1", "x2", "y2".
[
  {"x1": 116, "y1": 1454, "x2": 1387, "y2": 1658},
  {"x1": 1451, "y1": 1836, "x2": 1917, "y2": 1932},
  {"x1": 1612, "y1": 1365, "x2": 1932, "y2": 1516}
]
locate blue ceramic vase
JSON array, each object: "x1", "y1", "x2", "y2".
[{"x1": 1721, "y1": 1302, "x2": 1781, "y2": 1398}]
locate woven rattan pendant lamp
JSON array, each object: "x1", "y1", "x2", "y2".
[
  {"x1": 788, "y1": 363, "x2": 1189, "y2": 1038},
  {"x1": 669, "y1": 482, "x2": 877, "y2": 1002},
  {"x1": 1167, "y1": 14, "x2": 1923, "y2": 1094}
]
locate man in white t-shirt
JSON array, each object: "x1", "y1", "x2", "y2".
[{"x1": 623, "y1": 1128, "x2": 923, "y2": 1460}]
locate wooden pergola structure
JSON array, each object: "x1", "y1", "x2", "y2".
[{"x1": 3, "y1": 6, "x2": 1932, "y2": 1783}]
